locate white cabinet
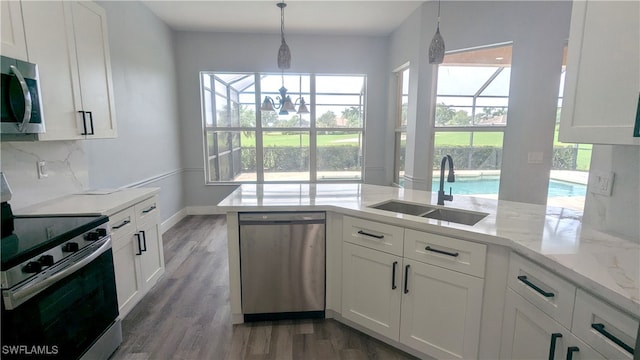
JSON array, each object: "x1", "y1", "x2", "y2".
[
  {"x1": 400, "y1": 258, "x2": 484, "y2": 359},
  {"x1": 501, "y1": 253, "x2": 638, "y2": 360},
  {"x1": 1, "y1": 0, "x2": 28, "y2": 61},
  {"x1": 342, "y1": 242, "x2": 402, "y2": 339},
  {"x1": 111, "y1": 195, "x2": 164, "y2": 318},
  {"x1": 21, "y1": 0, "x2": 117, "y2": 140},
  {"x1": 501, "y1": 289, "x2": 605, "y2": 360},
  {"x1": 559, "y1": 0, "x2": 640, "y2": 145},
  {"x1": 341, "y1": 216, "x2": 486, "y2": 359}
]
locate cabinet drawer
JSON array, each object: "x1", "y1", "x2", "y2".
[
  {"x1": 572, "y1": 289, "x2": 637, "y2": 359},
  {"x1": 507, "y1": 253, "x2": 576, "y2": 329},
  {"x1": 134, "y1": 196, "x2": 159, "y2": 225},
  {"x1": 109, "y1": 207, "x2": 136, "y2": 246},
  {"x1": 404, "y1": 229, "x2": 486, "y2": 278},
  {"x1": 342, "y1": 216, "x2": 404, "y2": 256}
]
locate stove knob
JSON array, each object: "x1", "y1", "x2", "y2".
[
  {"x1": 38, "y1": 255, "x2": 55, "y2": 267},
  {"x1": 85, "y1": 231, "x2": 99, "y2": 241},
  {"x1": 96, "y1": 228, "x2": 107, "y2": 237},
  {"x1": 62, "y1": 242, "x2": 79, "y2": 252},
  {"x1": 23, "y1": 261, "x2": 42, "y2": 273}
]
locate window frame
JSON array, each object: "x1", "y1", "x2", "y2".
[
  {"x1": 393, "y1": 65, "x2": 409, "y2": 187},
  {"x1": 200, "y1": 72, "x2": 366, "y2": 184}
]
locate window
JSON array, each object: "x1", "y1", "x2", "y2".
[
  {"x1": 201, "y1": 72, "x2": 366, "y2": 183},
  {"x1": 549, "y1": 44, "x2": 591, "y2": 210},
  {"x1": 432, "y1": 44, "x2": 511, "y2": 197},
  {"x1": 393, "y1": 67, "x2": 409, "y2": 186}
]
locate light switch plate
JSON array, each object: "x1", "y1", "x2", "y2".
[
  {"x1": 37, "y1": 160, "x2": 48, "y2": 179},
  {"x1": 591, "y1": 171, "x2": 614, "y2": 196}
]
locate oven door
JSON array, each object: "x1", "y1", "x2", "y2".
[{"x1": 1, "y1": 238, "x2": 119, "y2": 360}]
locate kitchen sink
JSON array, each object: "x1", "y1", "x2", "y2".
[
  {"x1": 421, "y1": 208, "x2": 488, "y2": 226},
  {"x1": 369, "y1": 200, "x2": 488, "y2": 226},
  {"x1": 369, "y1": 200, "x2": 437, "y2": 216}
]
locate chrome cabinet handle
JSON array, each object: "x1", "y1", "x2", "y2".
[
  {"x1": 357, "y1": 230, "x2": 384, "y2": 239},
  {"x1": 591, "y1": 323, "x2": 634, "y2": 355},
  {"x1": 517, "y1": 275, "x2": 555, "y2": 298},
  {"x1": 9, "y1": 65, "x2": 32, "y2": 133}
]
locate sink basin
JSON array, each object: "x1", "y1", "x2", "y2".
[
  {"x1": 421, "y1": 208, "x2": 488, "y2": 226},
  {"x1": 369, "y1": 200, "x2": 489, "y2": 226},
  {"x1": 369, "y1": 200, "x2": 436, "y2": 216}
]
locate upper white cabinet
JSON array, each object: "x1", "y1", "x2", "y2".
[
  {"x1": 559, "y1": 0, "x2": 640, "y2": 145},
  {"x1": 21, "y1": 1, "x2": 117, "y2": 140},
  {"x1": 0, "y1": 1, "x2": 28, "y2": 61}
]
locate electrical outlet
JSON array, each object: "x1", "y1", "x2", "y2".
[
  {"x1": 591, "y1": 171, "x2": 614, "y2": 196},
  {"x1": 37, "y1": 160, "x2": 48, "y2": 179}
]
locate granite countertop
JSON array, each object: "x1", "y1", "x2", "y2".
[
  {"x1": 217, "y1": 183, "x2": 640, "y2": 317},
  {"x1": 16, "y1": 187, "x2": 160, "y2": 217}
]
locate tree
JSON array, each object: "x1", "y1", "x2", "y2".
[
  {"x1": 342, "y1": 106, "x2": 362, "y2": 127},
  {"x1": 435, "y1": 102, "x2": 471, "y2": 126},
  {"x1": 317, "y1": 110, "x2": 337, "y2": 128}
]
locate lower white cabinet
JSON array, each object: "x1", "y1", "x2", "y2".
[
  {"x1": 400, "y1": 259, "x2": 484, "y2": 359},
  {"x1": 342, "y1": 242, "x2": 402, "y2": 339},
  {"x1": 341, "y1": 218, "x2": 486, "y2": 359},
  {"x1": 111, "y1": 196, "x2": 164, "y2": 318},
  {"x1": 501, "y1": 289, "x2": 605, "y2": 360}
]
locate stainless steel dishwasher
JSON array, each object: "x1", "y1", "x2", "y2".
[{"x1": 239, "y1": 212, "x2": 325, "y2": 321}]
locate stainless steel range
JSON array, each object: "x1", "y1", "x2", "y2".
[{"x1": 0, "y1": 173, "x2": 121, "y2": 359}]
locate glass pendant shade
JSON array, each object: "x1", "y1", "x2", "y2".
[
  {"x1": 297, "y1": 98, "x2": 310, "y2": 114},
  {"x1": 283, "y1": 96, "x2": 296, "y2": 112},
  {"x1": 278, "y1": 41, "x2": 291, "y2": 70},
  {"x1": 429, "y1": 25, "x2": 445, "y2": 64},
  {"x1": 260, "y1": 97, "x2": 275, "y2": 111}
]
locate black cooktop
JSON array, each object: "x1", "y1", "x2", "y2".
[{"x1": 1, "y1": 214, "x2": 108, "y2": 270}]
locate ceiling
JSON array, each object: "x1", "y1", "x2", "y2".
[{"x1": 141, "y1": 1, "x2": 425, "y2": 36}]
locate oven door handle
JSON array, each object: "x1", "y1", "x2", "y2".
[{"x1": 3, "y1": 237, "x2": 112, "y2": 310}]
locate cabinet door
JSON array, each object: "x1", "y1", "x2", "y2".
[
  {"x1": 341, "y1": 242, "x2": 402, "y2": 340},
  {"x1": 560, "y1": 0, "x2": 640, "y2": 145},
  {"x1": 500, "y1": 289, "x2": 606, "y2": 360},
  {"x1": 22, "y1": 1, "x2": 84, "y2": 141},
  {"x1": 70, "y1": 1, "x2": 117, "y2": 139},
  {"x1": 137, "y1": 222, "x2": 164, "y2": 292},
  {"x1": 112, "y1": 233, "x2": 143, "y2": 318},
  {"x1": 400, "y1": 259, "x2": 483, "y2": 359},
  {"x1": 1, "y1": 0, "x2": 28, "y2": 60}
]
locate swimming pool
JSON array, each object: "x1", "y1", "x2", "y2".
[{"x1": 430, "y1": 176, "x2": 587, "y2": 197}]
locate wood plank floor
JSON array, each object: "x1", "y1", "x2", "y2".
[{"x1": 111, "y1": 215, "x2": 417, "y2": 360}]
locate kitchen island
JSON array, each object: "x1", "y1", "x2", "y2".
[{"x1": 218, "y1": 183, "x2": 639, "y2": 359}]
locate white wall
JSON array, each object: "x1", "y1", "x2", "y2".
[
  {"x1": 583, "y1": 145, "x2": 640, "y2": 241},
  {"x1": 389, "y1": 1, "x2": 572, "y2": 204},
  {"x1": 174, "y1": 31, "x2": 389, "y2": 207},
  {"x1": 87, "y1": 1, "x2": 183, "y2": 221}
]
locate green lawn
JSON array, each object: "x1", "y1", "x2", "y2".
[{"x1": 241, "y1": 133, "x2": 360, "y2": 147}]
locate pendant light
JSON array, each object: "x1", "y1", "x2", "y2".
[
  {"x1": 428, "y1": 0, "x2": 445, "y2": 64},
  {"x1": 260, "y1": 2, "x2": 310, "y2": 115}
]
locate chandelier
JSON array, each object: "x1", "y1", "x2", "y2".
[{"x1": 260, "y1": 2, "x2": 310, "y2": 115}]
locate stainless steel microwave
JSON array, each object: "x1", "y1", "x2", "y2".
[{"x1": 1, "y1": 56, "x2": 45, "y2": 135}]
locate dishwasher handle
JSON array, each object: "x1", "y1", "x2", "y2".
[
  {"x1": 239, "y1": 212, "x2": 326, "y2": 224},
  {"x1": 239, "y1": 219, "x2": 325, "y2": 226}
]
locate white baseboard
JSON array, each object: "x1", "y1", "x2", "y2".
[
  {"x1": 161, "y1": 208, "x2": 187, "y2": 234},
  {"x1": 186, "y1": 206, "x2": 226, "y2": 215}
]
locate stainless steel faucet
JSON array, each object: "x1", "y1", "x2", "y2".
[{"x1": 437, "y1": 155, "x2": 455, "y2": 205}]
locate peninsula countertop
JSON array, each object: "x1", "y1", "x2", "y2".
[{"x1": 217, "y1": 183, "x2": 640, "y2": 317}]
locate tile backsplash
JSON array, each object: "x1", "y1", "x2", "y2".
[{"x1": 0, "y1": 141, "x2": 88, "y2": 210}]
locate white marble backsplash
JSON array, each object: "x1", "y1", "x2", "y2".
[{"x1": 0, "y1": 141, "x2": 88, "y2": 210}]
